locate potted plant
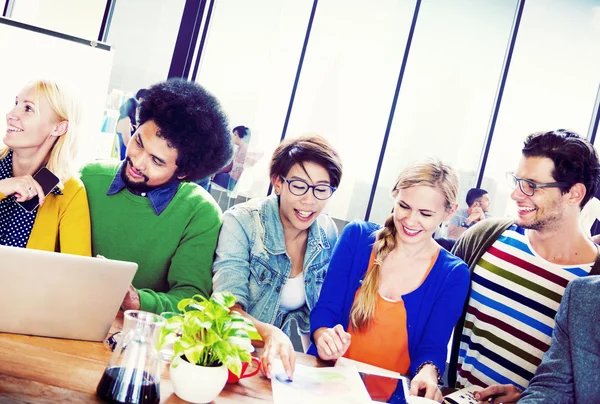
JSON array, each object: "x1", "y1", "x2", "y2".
[{"x1": 159, "y1": 292, "x2": 261, "y2": 403}]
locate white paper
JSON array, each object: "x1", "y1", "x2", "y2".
[{"x1": 271, "y1": 359, "x2": 373, "y2": 404}]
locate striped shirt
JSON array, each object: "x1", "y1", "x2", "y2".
[{"x1": 456, "y1": 225, "x2": 593, "y2": 390}]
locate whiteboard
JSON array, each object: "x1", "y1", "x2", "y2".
[{"x1": 0, "y1": 17, "x2": 114, "y2": 166}]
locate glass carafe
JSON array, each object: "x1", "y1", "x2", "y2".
[{"x1": 97, "y1": 310, "x2": 165, "y2": 404}]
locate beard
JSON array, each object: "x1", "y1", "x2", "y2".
[
  {"x1": 121, "y1": 157, "x2": 156, "y2": 193},
  {"x1": 517, "y1": 198, "x2": 563, "y2": 232},
  {"x1": 121, "y1": 157, "x2": 181, "y2": 193}
]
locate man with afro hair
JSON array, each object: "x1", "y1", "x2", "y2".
[{"x1": 81, "y1": 79, "x2": 233, "y2": 314}]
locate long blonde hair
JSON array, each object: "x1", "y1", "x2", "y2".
[
  {"x1": 1, "y1": 79, "x2": 81, "y2": 186},
  {"x1": 349, "y1": 158, "x2": 459, "y2": 330}
]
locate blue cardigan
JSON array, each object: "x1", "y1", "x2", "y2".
[{"x1": 308, "y1": 221, "x2": 470, "y2": 377}]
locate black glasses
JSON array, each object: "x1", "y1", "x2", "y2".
[
  {"x1": 280, "y1": 176, "x2": 336, "y2": 200},
  {"x1": 506, "y1": 172, "x2": 569, "y2": 196}
]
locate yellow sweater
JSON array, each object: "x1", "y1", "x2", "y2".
[{"x1": 0, "y1": 177, "x2": 91, "y2": 256}]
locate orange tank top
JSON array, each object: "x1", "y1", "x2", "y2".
[{"x1": 344, "y1": 246, "x2": 438, "y2": 399}]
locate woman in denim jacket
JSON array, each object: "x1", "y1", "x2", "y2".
[{"x1": 212, "y1": 135, "x2": 342, "y2": 380}]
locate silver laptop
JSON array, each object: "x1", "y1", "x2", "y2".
[{"x1": 0, "y1": 246, "x2": 137, "y2": 341}]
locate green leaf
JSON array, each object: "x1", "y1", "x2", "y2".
[{"x1": 159, "y1": 294, "x2": 260, "y2": 368}]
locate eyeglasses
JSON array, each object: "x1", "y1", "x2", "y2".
[
  {"x1": 280, "y1": 176, "x2": 336, "y2": 200},
  {"x1": 505, "y1": 172, "x2": 569, "y2": 196}
]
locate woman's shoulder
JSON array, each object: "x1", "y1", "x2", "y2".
[
  {"x1": 44, "y1": 176, "x2": 87, "y2": 211},
  {"x1": 225, "y1": 196, "x2": 269, "y2": 218},
  {"x1": 60, "y1": 176, "x2": 86, "y2": 196},
  {"x1": 331, "y1": 221, "x2": 380, "y2": 252},
  {"x1": 340, "y1": 220, "x2": 380, "y2": 239},
  {"x1": 314, "y1": 214, "x2": 338, "y2": 244},
  {"x1": 434, "y1": 247, "x2": 470, "y2": 278},
  {"x1": 219, "y1": 197, "x2": 271, "y2": 235}
]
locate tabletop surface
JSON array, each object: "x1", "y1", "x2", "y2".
[{"x1": 0, "y1": 312, "x2": 400, "y2": 403}]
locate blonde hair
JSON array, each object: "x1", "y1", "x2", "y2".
[
  {"x1": 0, "y1": 79, "x2": 81, "y2": 186},
  {"x1": 349, "y1": 158, "x2": 459, "y2": 330}
]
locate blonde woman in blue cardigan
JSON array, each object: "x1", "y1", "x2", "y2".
[{"x1": 310, "y1": 159, "x2": 470, "y2": 403}]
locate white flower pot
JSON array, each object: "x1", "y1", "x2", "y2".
[{"x1": 170, "y1": 356, "x2": 228, "y2": 403}]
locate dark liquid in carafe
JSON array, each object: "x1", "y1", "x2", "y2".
[{"x1": 97, "y1": 366, "x2": 160, "y2": 404}]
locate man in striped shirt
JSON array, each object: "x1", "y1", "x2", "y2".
[{"x1": 450, "y1": 129, "x2": 600, "y2": 404}]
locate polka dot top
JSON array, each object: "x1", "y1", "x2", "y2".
[{"x1": 0, "y1": 151, "x2": 60, "y2": 248}]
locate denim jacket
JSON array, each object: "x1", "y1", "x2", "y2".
[{"x1": 212, "y1": 195, "x2": 338, "y2": 336}]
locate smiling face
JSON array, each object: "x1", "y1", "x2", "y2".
[
  {"x1": 4, "y1": 84, "x2": 65, "y2": 151},
  {"x1": 122, "y1": 120, "x2": 181, "y2": 192},
  {"x1": 392, "y1": 185, "x2": 454, "y2": 245},
  {"x1": 272, "y1": 162, "x2": 332, "y2": 232},
  {"x1": 511, "y1": 156, "x2": 567, "y2": 231}
]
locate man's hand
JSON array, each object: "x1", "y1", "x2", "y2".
[
  {"x1": 466, "y1": 206, "x2": 485, "y2": 226},
  {"x1": 409, "y1": 364, "x2": 443, "y2": 402},
  {"x1": 474, "y1": 383, "x2": 522, "y2": 404},
  {"x1": 313, "y1": 325, "x2": 351, "y2": 361},
  {"x1": 121, "y1": 284, "x2": 141, "y2": 311},
  {"x1": 260, "y1": 325, "x2": 296, "y2": 380}
]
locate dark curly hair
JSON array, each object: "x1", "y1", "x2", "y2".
[
  {"x1": 138, "y1": 78, "x2": 233, "y2": 181},
  {"x1": 523, "y1": 129, "x2": 600, "y2": 208}
]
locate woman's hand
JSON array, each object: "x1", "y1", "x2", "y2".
[
  {"x1": 409, "y1": 364, "x2": 443, "y2": 402},
  {"x1": 261, "y1": 324, "x2": 296, "y2": 380},
  {"x1": 313, "y1": 325, "x2": 351, "y2": 361},
  {"x1": 0, "y1": 176, "x2": 45, "y2": 205}
]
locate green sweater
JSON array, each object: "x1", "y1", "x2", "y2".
[{"x1": 81, "y1": 161, "x2": 222, "y2": 314}]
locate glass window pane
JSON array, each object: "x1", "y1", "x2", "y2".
[
  {"x1": 196, "y1": 0, "x2": 314, "y2": 198},
  {"x1": 97, "y1": 0, "x2": 186, "y2": 160},
  {"x1": 106, "y1": 0, "x2": 185, "y2": 93},
  {"x1": 482, "y1": 0, "x2": 600, "y2": 218},
  {"x1": 370, "y1": 0, "x2": 518, "y2": 225},
  {"x1": 286, "y1": 0, "x2": 417, "y2": 222}
]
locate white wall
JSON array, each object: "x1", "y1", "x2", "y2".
[{"x1": 10, "y1": 0, "x2": 106, "y2": 40}]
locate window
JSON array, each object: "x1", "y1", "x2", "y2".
[
  {"x1": 285, "y1": 0, "x2": 417, "y2": 222},
  {"x1": 482, "y1": 0, "x2": 600, "y2": 218},
  {"x1": 370, "y1": 0, "x2": 518, "y2": 225},
  {"x1": 195, "y1": 0, "x2": 314, "y2": 199}
]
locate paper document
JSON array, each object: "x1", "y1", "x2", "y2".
[{"x1": 270, "y1": 359, "x2": 373, "y2": 404}]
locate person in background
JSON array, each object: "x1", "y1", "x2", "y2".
[
  {"x1": 212, "y1": 135, "x2": 342, "y2": 380},
  {"x1": 115, "y1": 88, "x2": 147, "y2": 160},
  {"x1": 518, "y1": 276, "x2": 600, "y2": 403},
  {"x1": 309, "y1": 159, "x2": 470, "y2": 403},
  {"x1": 447, "y1": 188, "x2": 490, "y2": 239},
  {"x1": 81, "y1": 79, "x2": 232, "y2": 314},
  {"x1": 196, "y1": 125, "x2": 251, "y2": 192},
  {"x1": 0, "y1": 79, "x2": 90, "y2": 255},
  {"x1": 450, "y1": 130, "x2": 600, "y2": 404},
  {"x1": 212, "y1": 125, "x2": 251, "y2": 191}
]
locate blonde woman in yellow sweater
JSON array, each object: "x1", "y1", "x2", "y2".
[{"x1": 0, "y1": 79, "x2": 90, "y2": 255}]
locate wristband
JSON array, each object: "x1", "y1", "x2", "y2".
[{"x1": 415, "y1": 361, "x2": 441, "y2": 383}]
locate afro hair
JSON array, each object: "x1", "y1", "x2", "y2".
[{"x1": 138, "y1": 78, "x2": 233, "y2": 181}]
